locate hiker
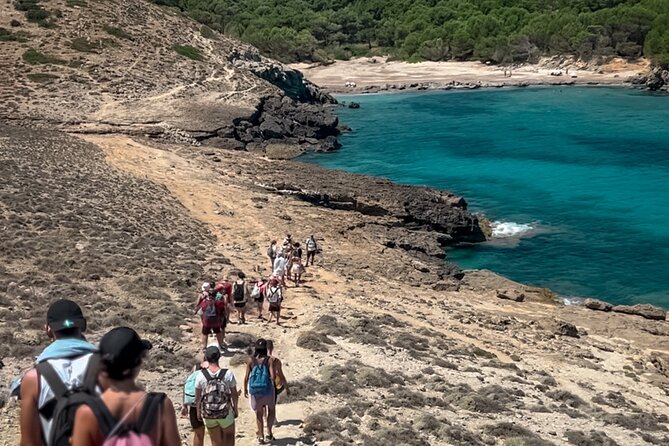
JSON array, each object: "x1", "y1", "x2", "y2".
[
  {"x1": 272, "y1": 252, "x2": 287, "y2": 285},
  {"x1": 305, "y1": 235, "x2": 318, "y2": 266},
  {"x1": 231, "y1": 271, "x2": 249, "y2": 325},
  {"x1": 197, "y1": 288, "x2": 227, "y2": 350},
  {"x1": 282, "y1": 234, "x2": 292, "y2": 250},
  {"x1": 266, "y1": 240, "x2": 277, "y2": 272},
  {"x1": 214, "y1": 279, "x2": 233, "y2": 324},
  {"x1": 266, "y1": 340, "x2": 289, "y2": 401},
  {"x1": 290, "y1": 244, "x2": 305, "y2": 286},
  {"x1": 195, "y1": 282, "x2": 213, "y2": 311},
  {"x1": 265, "y1": 279, "x2": 283, "y2": 326},
  {"x1": 195, "y1": 346, "x2": 239, "y2": 446},
  {"x1": 244, "y1": 339, "x2": 276, "y2": 444},
  {"x1": 71, "y1": 327, "x2": 180, "y2": 446},
  {"x1": 250, "y1": 278, "x2": 266, "y2": 320},
  {"x1": 181, "y1": 358, "x2": 209, "y2": 446},
  {"x1": 19, "y1": 299, "x2": 101, "y2": 446}
]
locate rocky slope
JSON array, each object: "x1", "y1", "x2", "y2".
[
  {"x1": 630, "y1": 67, "x2": 669, "y2": 91},
  {"x1": 2, "y1": 128, "x2": 668, "y2": 446},
  {"x1": 0, "y1": 0, "x2": 339, "y2": 151}
]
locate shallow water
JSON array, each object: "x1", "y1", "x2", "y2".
[{"x1": 301, "y1": 87, "x2": 669, "y2": 307}]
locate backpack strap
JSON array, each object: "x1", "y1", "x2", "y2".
[
  {"x1": 82, "y1": 353, "x2": 100, "y2": 392},
  {"x1": 85, "y1": 397, "x2": 117, "y2": 438},
  {"x1": 35, "y1": 361, "x2": 68, "y2": 398},
  {"x1": 137, "y1": 392, "x2": 166, "y2": 434},
  {"x1": 201, "y1": 368, "x2": 213, "y2": 381}
]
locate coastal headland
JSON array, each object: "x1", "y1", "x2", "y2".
[{"x1": 1, "y1": 1, "x2": 669, "y2": 445}]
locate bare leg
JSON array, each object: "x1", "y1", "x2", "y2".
[
  {"x1": 276, "y1": 309, "x2": 281, "y2": 326},
  {"x1": 222, "y1": 423, "x2": 235, "y2": 446},
  {"x1": 208, "y1": 426, "x2": 223, "y2": 446},
  {"x1": 215, "y1": 331, "x2": 225, "y2": 348},
  {"x1": 192, "y1": 427, "x2": 205, "y2": 446},
  {"x1": 201, "y1": 333, "x2": 208, "y2": 350},
  {"x1": 255, "y1": 408, "x2": 265, "y2": 440},
  {"x1": 267, "y1": 406, "x2": 276, "y2": 439}
]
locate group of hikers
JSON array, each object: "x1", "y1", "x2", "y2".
[
  {"x1": 15, "y1": 299, "x2": 290, "y2": 446},
  {"x1": 195, "y1": 235, "x2": 320, "y2": 349}
]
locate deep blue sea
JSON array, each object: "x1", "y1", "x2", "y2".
[{"x1": 301, "y1": 87, "x2": 669, "y2": 307}]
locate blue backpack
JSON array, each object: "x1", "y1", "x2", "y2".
[
  {"x1": 184, "y1": 368, "x2": 200, "y2": 406},
  {"x1": 248, "y1": 357, "x2": 273, "y2": 396}
]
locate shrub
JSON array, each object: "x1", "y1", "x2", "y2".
[
  {"x1": 103, "y1": 25, "x2": 132, "y2": 40},
  {"x1": 27, "y1": 73, "x2": 58, "y2": 83},
  {"x1": 71, "y1": 37, "x2": 96, "y2": 52},
  {"x1": 22, "y1": 49, "x2": 65, "y2": 65},
  {"x1": 296, "y1": 330, "x2": 335, "y2": 352},
  {"x1": 66, "y1": 0, "x2": 88, "y2": 6},
  {"x1": 173, "y1": 44, "x2": 204, "y2": 61},
  {"x1": 200, "y1": 25, "x2": 216, "y2": 39},
  {"x1": 11, "y1": 19, "x2": 22, "y2": 27}
]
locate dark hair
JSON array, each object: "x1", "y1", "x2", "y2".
[
  {"x1": 294, "y1": 242, "x2": 300, "y2": 248},
  {"x1": 238, "y1": 271, "x2": 246, "y2": 279},
  {"x1": 102, "y1": 355, "x2": 142, "y2": 381},
  {"x1": 53, "y1": 327, "x2": 82, "y2": 339},
  {"x1": 271, "y1": 240, "x2": 276, "y2": 244}
]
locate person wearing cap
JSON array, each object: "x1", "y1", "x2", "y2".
[
  {"x1": 71, "y1": 327, "x2": 180, "y2": 446},
  {"x1": 19, "y1": 299, "x2": 99, "y2": 446},
  {"x1": 195, "y1": 346, "x2": 239, "y2": 446},
  {"x1": 244, "y1": 339, "x2": 277, "y2": 444}
]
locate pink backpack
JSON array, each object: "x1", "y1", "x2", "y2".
[{"x1": 89, "y1": 393, "x2": 165, "y2": 446}]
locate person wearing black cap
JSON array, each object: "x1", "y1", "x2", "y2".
[
  {"x1": 244, "y1": 339, "x2": 277, "y2": 444},
  {"x1": 194, "y1": 346, "x2": 239, "y2": 446},
  {"x1": 19, "y1": 299, "x2": 99, "y2": 446},
  {"x1": 71, "y1": 327, "x2": 180, "y2": 446}
]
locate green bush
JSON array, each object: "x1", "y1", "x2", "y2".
[
  {"x1": 103, "y1": 25, "x2": 132, "y2": 40},
  {"x1": 199, "y1": 25, "x2": 216, "y2": 39},
  {"x1": 173, "y1": 44, "x2": 204, "y2": 61},
  {"x1": 22, "y1": 48, "x2": 65, "y2": 65},
  {"x1": 71, "y1": 37, "x2": 97, "y2": 52},
  {"x1": 66, "y1": 0, "x2": 88, "y2": 6},
  {"x1": 27, "y1": 73, "x2": 58, "y2": 83}
]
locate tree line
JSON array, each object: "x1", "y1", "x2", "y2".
[{"x1": 153, "y1": 0, "x2": 669, "y2": 67}]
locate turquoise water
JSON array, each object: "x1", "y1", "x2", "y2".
[{"x1": 301, "y1": 87, "x2": 669, "y2": 307}]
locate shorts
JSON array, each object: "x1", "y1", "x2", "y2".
[
  {"x1": 204, "y1": 411, "x2": 235, "y2": 430},
  {"x1": 233, "y1": 301, "x2": 246, "y2": 309},
  {"x1": 189, "y1": 406, "x2": 204, "y2": 430},
  {"x1": 201, "y1": 325, "x2": 223, "y2": 335},
  {"x1": 253, "y1": 295, "x2": 264, "y2": 303},
  {"x1": 249, "y1": 392, "x2": 276, "y2": 412},
  {"x1": 268, "y1": 302, "x2": 281, "y2": 312}
]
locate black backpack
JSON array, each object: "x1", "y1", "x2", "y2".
[
  {"x1": 233, "y1": 281, "x2": 245, "y2": 302},
  {"x1": 36, "y1": 354, "x2": 100, "y2": 446}
]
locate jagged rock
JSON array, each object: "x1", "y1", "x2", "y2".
[
  {"x1": 259, "y1": 116, "x2": 285, "y2": 139},
  {"x1": 556, "y1": 321, "x2": 579, "y2": 338},
  {"x1": 432, "y1": 281, "x2": 460, "y2": 292},
  {"x1": 348, "y1": 102, "x2": 360, "y2": 109},
  {"x1": 584, "y1": 298, "x2": 612, "y2": 312},
  {"x1": 611, "y1": 304, "x2": 667, "y2": 321},
  {"x1": 496, "y1": 289, "x2": 525, "y2": 302}
]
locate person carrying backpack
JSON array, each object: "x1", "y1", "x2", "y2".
[
  {"x1": 18, "y1": 299, "x2": 101, "y2": 446},
  {"x1": 305, "y1": 235, "x2": 318, "y2": 266},
  {"x1": 197, "y1": 290, "x2": 227, "y2": 351},
  {"x1": 71, "y1": 326, "x2": 180, "y2": 446},
  {"x1": 266, "y1": 240, "x2": 277, "y2": 272},
  {"x1": 180, "y1": 358, "x2": 209, "y2": 446},
  {"x1": 243, "y1": 339, "x2": 276, "y2": 444},
  {"x1": 265, "y1": 279, "x2": 283, "y2": 326},
  {"x1": 195, "y1": 346, "x2": 239, "y2": 446},
  {"x1": 231, "y1": 271, "x2": 248, "y2": 325},
  {"x1": 250, "y1": 278, "x2": 266, "y2": 321}
]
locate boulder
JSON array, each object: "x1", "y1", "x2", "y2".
[
  {"x1": 583, "y1": 298, "x2": 612, "y2": 312},
  {"x1": 611, "y1": 304, "x2": 667, "y2": 321},
  {"x1": 348, "y1": 102, "x2": 360, "y2": 109},
  {"x1": 432, "y1": 281, "x2": 460, "y2": 292},
  {"x1": 496, "y1": 289, "x2": 525, "y2": 302},
  {"x1": 204, "y1": 137, "x2": 246, "y2": 151},
  {"x1": 265, "y1": 143, "x2": 304, "y2": 160},
  {"x1": 556, "y1": 321, "x2": 579, "y2": 338},
  {"x1": 259, "y1": 116, "x2": 285, "y2": 140}
]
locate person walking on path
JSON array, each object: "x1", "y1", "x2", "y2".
[
  {"x1": 266, "y1": 240, "x2": 277, "y2": 272},
  {"x1": 195, "y1": 346, "x2": 239, "y2": 446},
  {"x1": 182, "y1": 358, "x2": 209, "y2": 446},
  {"x1": 266, "y1": 340, "x2": 289, "y2": 426},
  {"x1": 197, "y1": 290, "x2": 227, "y2": 351},
  {"x1": 71, "y1": 327, "x2": 180, "y2": 446},
  {"x1": 272, "y1": 252, "x2": 287, "y2": 286},
  {"x1": 232, "y1": 271, "x2": 249, "y2": 324},
  {"x1": 244, "y1": 340, "x2": 277, "y2": 444},
  {"x1": 305, "y1": 235, "x2": 318, "y2": 266},
  {"x1": 251, "y1": 278, "x2": 266, "y2": 321},
  {"x1": 290, "y1": 244, "x2": 305, "y2": 286},
  {"x1": 19, "y1": 299, "x2": 101, "y2": 446},
  {"x1": 265, "y1": 279, "x2": 283, "y2": 326}
]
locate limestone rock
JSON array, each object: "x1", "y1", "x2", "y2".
[
  {"x1": 556, "y1": 321, "x2": 579, "y2": 338},
  {"x1": 496, "y1": 289, "x2": 525, "y2": 302},
  {"x1": 584, "y1": 298, "x2": 612, "y2": 312},
  {"x1": 611, "y1": 304, "x2": 667, "y2": 321}
]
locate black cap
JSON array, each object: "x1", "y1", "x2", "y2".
[
  {"x1": 99, "y1": 327, "x2": 152, "y2": 371},
  {"x1": 204, "y1": 345, "x2": 221, "y2": 362},
  {"x1": 47, "y1": 299, "x2": 86, "y2": 332},
  {"x1": 255, "y1": 338, "x2": 267, "y2": 350}
]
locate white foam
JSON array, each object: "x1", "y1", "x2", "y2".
[{"x1": 491, "y1": 221, "x2": 534, "y2": 238}]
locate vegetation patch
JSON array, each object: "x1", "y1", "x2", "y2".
[
  {"x1": 27, "y1": 73, "x2": 58, "y2": 83},
  {"x1": 173, "y1": 44, "x2": 204, "y2": 61},
  {"x1": 22, "y1": 48, "x2": 65, "y2": 65},
  {"x1": 296, "y1": 330, "x2": 335, "y2": 352},
  {"x1": 66, "y1": 0, "x2": 88, "y2": 6},
  {"x1": 71, "y1": 37, "x2": 97, "y2": 52},
  {"x1": 103, "y1": 24, "x2": 132, "y2": 40},
  {"x1": 199, "y1": 25, "x2": 216, "y2": 39},
  {"x1": 602, "y1": 412, "x2": 668, "y2": 432},
  {"x1": 565, "y1": 430, "x2": 619, "y2": 446},
  {"x1": 484, "y1": 423, "x2": 555, "y2": 446}
]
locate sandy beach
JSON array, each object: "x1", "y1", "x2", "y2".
[{"x1": 291, "y1": 56, "x2": 651, "y2": 93}]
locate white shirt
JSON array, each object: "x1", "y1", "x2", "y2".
[
  {"x1": 273, "y1": 257, "x2": 286, "y2": 274},
  {"x1": 194, "y1": 367, "x2": 237, "y2": 391}
]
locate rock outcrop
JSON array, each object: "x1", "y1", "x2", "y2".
[
  {"x1": 611, "y1": 304, "x2": 667, "y2": 321},
  {"x1": 584, "y1": 298, "x2": 613, "y2": 312},
  {"x1": 629, "y1": 67, "x2": 669, "y2": 91},
  {"x1": 0, "y1": 0, "x2": 338, "y2": 152}
]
